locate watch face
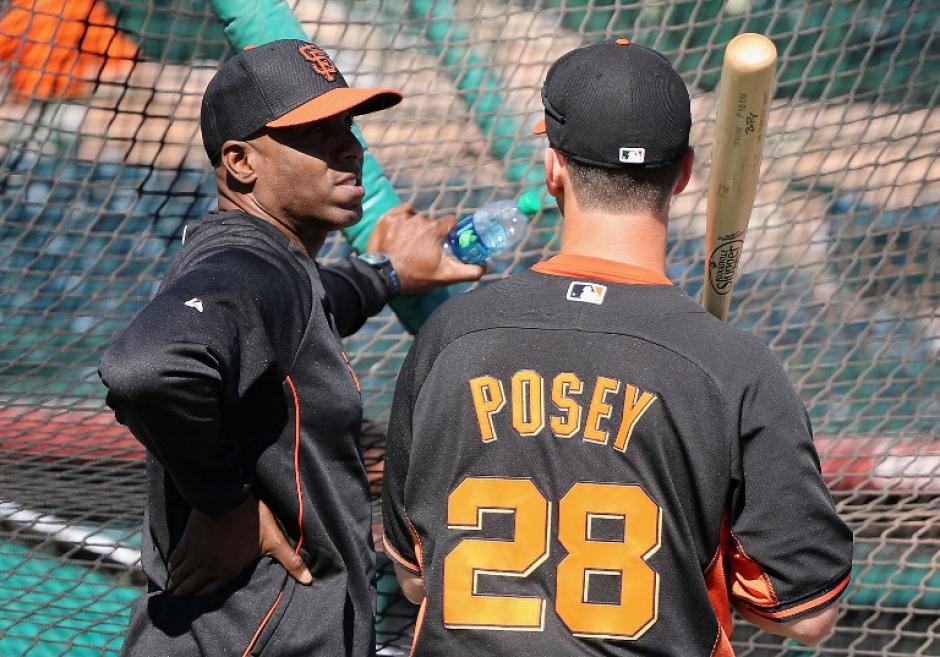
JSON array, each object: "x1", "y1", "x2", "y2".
[{"x1": 358, "y1": 252, "x2": 390, "y2": 267}]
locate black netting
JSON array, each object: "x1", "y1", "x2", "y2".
[{"x1": 1, "y1": 1, "x2": 937, "y2": 655}]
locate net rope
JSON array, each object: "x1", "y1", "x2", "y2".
[{"x1": 0, "y1": 1, "x2": 937, "y2": 655}]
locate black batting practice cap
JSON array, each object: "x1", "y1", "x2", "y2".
[
  {"x1": 534, "y1": 38, "x2": 691, "y2": 168},
  {"x1": 201, "y1": 39, "x2": 402, "y2": 162}
]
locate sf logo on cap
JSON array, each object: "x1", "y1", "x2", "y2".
[{"x1": 298, "y1": 44, "x2": 337, "y2": 82}]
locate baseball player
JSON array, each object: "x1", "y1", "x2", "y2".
[
  {"x1": 99, "y1": 40, "x2": 481, "y2": 657},
  {"x1": 382, "y1": 40, "x2": 853, "y2": 656}
]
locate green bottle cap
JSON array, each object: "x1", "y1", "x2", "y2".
[{"x1": 516, "y1": 189, "x2": 543, "y2": 217}]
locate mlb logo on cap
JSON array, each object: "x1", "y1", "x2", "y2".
[
  {"x1": 619, "y1": 147, "x2": 646, "y2": 164},
  {"x1": 566, "y1": 281, "x2": 607, "y2": 305}
]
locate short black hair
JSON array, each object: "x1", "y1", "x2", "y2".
[{"x1": 565, "y1": 152, "x2": 686, "y2": 214}]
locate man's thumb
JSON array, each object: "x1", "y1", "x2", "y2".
[
  {"x1": 274, "y1": 546, "x2": 313, "y2": 585},
  {"x1": 257, "y1": 497, "x2": 312, "y2": 584},
  {"x1": 439, "y1": 257, "x2": 486, "y2": 284}
]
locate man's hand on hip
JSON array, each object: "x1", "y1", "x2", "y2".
[
  {"x1": 367, "y1": 203, "x2": 485, "y2": 295},
  {"x1": 167, "y1": 493, "x2": 313, "y2": 596}
]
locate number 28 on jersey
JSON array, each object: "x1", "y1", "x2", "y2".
[{"x1": 441, "y1": 369, "x2": 664, "y2": 640}]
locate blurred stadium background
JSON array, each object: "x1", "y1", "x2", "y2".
[{"x1": 0, "y1": 0, "x2": 937, "y2": 655}]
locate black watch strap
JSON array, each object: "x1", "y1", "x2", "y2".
[{"x1": 355, "y1": 252, "x2": 401, "y2": 297}]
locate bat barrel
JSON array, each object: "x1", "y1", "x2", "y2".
[
  {"x1": 724, "y1": 33, "x2": 778, "y2": 74},
  {"x1": 702, "y1": 33, "x2": 778, "y2": 321}
]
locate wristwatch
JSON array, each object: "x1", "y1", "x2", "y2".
[{"x1": 356, "y1": 252, "x2": 401, "y2": 297}]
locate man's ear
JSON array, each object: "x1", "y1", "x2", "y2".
[
  {"x1": 673, "y1": 146, "x2": 695, "y2": 195},
  {"x1": 220, "y1": 140, "x2": 258, "y2": 186},
  {"x1": 543, "y1": 147, "x2": 567, "y2": 200}
]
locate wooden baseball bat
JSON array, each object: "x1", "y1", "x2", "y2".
[{"x1": 702, "y1": 33, "x2": 777, "y2": 320}]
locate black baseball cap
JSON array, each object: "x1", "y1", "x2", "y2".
[
  {"x1": 201, "y1": 39, "x2": 402, "y2": 162},
  {"x1": 534, "y1": 39, "x2": 691, "y2": 168}
]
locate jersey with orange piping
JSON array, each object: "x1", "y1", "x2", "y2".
[
  {"x1": 383, "y1": 254, "x2": 852, "y2": 657},
  {"x1": 99, "y1": 210, "x2": 392, "y2": 657}
]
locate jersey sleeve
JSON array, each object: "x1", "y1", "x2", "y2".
[
  {"x1": 318, "y1": 257, "x2": 392, "y2": 337},
  {"x1": 99, "y1": 250, "x2": 297, "y2": 516},
  {"x1": 381, "y1": 341, "x2": 423, "y2": 575},
  {"x1": 727, "y1": 347, "x2": 853, "y2": 621}
]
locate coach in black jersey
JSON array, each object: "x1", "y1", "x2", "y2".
[
  {"x1": 383, "y1": 39, "x2": 853, "y2": 657},
  {"x1": 99, "y1": 40, "x2": 482, "y2": 657}
]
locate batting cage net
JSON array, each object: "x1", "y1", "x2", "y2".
[{"x1": 0, "y1": 0, "x2": 937, "y2": 655}]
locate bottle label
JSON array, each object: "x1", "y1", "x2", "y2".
[{"x1": 448, "y1": 215, "x2": 491, "y2": 264}]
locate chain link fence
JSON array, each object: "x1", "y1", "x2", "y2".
[{"x1": 0, "y1": 1, "x2": 937, "y2": 655}]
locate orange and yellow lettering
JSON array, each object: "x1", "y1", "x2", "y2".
[
  {"x1": 550, "y1": 373, "x2": 583, "y2": 438},
  {"x1": 469, "y1": 375, "x2": 505, "y2": 443},
  {"x1": 512, "y1": 370, "x2": 545, "y2": 436},
  {"x1": 583, "y1": 377, "x2": 621, "y2": 444},
  {"x1": 441, "y1": 479, "x2": 663, "y2": 637},
  {"x1": 612, "y1": 385, "x2": 658, "y2": 452},
  {"x1": 556, "y1": 483, "x2": 661, "y2": 639},
  {"x1": 443, "y1": 477, "x2": 550, "y2": 630}
]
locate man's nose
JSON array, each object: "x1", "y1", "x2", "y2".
[{"x1": 338, "y1": 130, "x2": 365, "y2": 163}]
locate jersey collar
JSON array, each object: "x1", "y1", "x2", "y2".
[{"x1": 531, "y1": 253, "x2": 673, "y2": 286}]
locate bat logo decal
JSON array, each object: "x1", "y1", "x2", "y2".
[{"x1": 708, "y1": 239, "x2": 744, "y2": 295}]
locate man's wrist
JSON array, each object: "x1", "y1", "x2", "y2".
[{"x1": 355, "y1": 252, "x2": 401, "y2": 298}]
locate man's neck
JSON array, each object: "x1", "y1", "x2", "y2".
[
  {"x1": 559, "y1": 208, "x2": 668, "y2": 274},
  {"x1": 217, "y1": 193, "x2": 325, "y2": 257}
]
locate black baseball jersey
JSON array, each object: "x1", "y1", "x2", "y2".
[
  {"x1": 383, "y1": 254, "x2": 852, "y2": 657},
  {"x1": 100, "y1": 210, "x2": 391, "y2": 657}
]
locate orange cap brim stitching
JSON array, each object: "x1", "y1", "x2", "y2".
[{"x1": 267, "y1": 86, "x2": 403, "y2": 128}]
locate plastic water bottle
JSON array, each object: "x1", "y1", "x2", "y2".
[{"x1": 445, "y1": 190, "x2": 542, "y2": 265}]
